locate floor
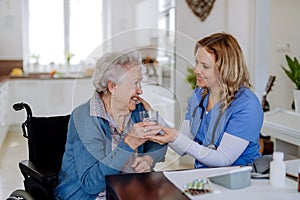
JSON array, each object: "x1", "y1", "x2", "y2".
[
  {"x1": 0, "y1": 127, "x2": 193, "y2": 200},
  {"x1": 0, "y1": 128, "x2": 27, "y2": 199}
]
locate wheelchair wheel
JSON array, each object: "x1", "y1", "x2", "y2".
[{"x1": 7, "y1": 189, "x2": 34, "y2": 200}]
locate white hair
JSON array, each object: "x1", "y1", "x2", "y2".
[{"x1": 92, "y1": 51, "x2": 142, "y2": 93}]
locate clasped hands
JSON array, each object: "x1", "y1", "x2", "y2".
[
  {"x1": 130, "y1": 155, "x2": 153, "y2": 173},
  {"x1": 125, "y1": 122, "x2": 179, "y2": 150},
  {"x1": 124, "y1": 122, "x2": 178, "y2": 173},
  {"x1": 124, "y1": 121, "x2": 161, "y2": 149}
]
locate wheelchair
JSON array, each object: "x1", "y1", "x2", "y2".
[{"x1": 7, "y1": 102, "x2": 70, "y2": 200}]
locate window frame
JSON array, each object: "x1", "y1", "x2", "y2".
[{"x1": 23, "y1": 0, "x2": 104, "y2": 72}]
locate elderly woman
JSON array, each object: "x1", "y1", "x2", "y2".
[{"x1": 54, "y1": 52, "x2": 167, "y2": 199}]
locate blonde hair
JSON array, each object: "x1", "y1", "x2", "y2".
[{"x1": 194, "y1": 32, "x2": 251, "y2": 112}]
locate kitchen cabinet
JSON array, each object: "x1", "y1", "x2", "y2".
[
  {"x1": 9, "y1": 78, "x2": 94, "y2": 125},
  {"x1": 0, "y1": 80, "x2": 9, "y2": 147}
]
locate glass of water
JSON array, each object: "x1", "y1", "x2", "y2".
[{"x1": 139, "y1": 110, "x2": 159, "y2": 124}]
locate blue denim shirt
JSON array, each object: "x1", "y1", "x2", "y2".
[{"x1": 54, "y1": 99, "x2": 167, "y2": 199}]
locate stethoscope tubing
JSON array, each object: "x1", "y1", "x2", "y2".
[{"x1": 190, "y1": 94, "x2": 222, "y2": 150}]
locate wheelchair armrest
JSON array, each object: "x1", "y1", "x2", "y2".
[{"x1": 19, "y1": 160, "x2": 58, "y2": 185}]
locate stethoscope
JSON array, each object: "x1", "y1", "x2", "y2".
[{"x1": 190, "y1": 94, "x2": 223, "y2": 150}]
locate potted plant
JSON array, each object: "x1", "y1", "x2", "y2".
[
  {"x1": 281, "y1": 54, "x2": 300, "y2": 112},
  {"x1": 30, "y1": 53, "x2": 41, "y2": 66},
  {"x1": 65, "y1": 51, "x2": 75, "y2": 67},
  {"x1": 186, "y1": 67, "x2": 197, "y2": 89}
]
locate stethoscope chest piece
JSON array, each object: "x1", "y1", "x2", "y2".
[{"x1": 207, "y1": 144, "x2": 216, "y2": 150}]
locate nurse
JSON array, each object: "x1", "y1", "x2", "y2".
[{"x1": 147, "y1": 32, "x2": 263, "y2": 168}]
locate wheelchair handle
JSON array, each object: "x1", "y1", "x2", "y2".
[{"x1": 13, "y1": 102, "x2": 33, "y2": 120}]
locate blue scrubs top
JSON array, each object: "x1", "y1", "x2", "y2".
[{"x1": 185, "y1": 87, "x2": 263, "y2": 168}]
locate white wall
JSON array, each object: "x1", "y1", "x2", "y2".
[
  {"x1": 135, "y1": 0, "x2": 158, "y2": 47},
  {"x1": 269, "y1": 0, "x2": 300, "y2": 110},
  {"x1": 0, "y1": 0, "x2": 23, "y2": 59},
  {"x1": 103, "y1": 0, "x2": 160, "y2": 56},
  {"x1": 254, "y1": 0, "x2": 270, "y2": 102},
  {"x1": 102, "y1": 0, "x2": 136, "y2": 53},
  {"x1": 226, "y1": 0, "x2": 256, "y2": 79}
]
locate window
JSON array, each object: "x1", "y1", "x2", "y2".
[{"x1": 27, "y1": 0, "x2": 103, "y2": 70}]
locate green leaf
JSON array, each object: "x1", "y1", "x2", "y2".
[
  {"x1": 186, "y1": 67, "x2": 197, "y2": 89},
  {"x1": 282, "y1": 54, "x2": 300, "y2": 90}
]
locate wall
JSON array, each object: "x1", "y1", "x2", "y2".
[
  {"x1": 226, "y1": 0, "x2": 256, "y2": 79},
  {"x1": 254, "y1": 0, "x2": 270, "y2": 102},
  {"x1": 135, "y1": 0, "x2": 158, "y2": 47},
  {"x1": 269, "y1": 0, "x2": 300, "y2": 110},
  {"x1": 104, "y1": 0, "x2": 137, "y2": 53},
  {"x1": 0, "y1": 0, "x2": 23, "y2": 59},
  {"x1": 105, "y1": 0, "x2": 160, "y2": 54}
]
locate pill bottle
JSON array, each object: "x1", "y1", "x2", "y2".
[{"x1": 270, "y1": 152, "x2": 286, "y2": 187}]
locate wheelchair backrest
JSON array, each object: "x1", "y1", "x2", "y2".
[{"x1": 27, "y1": 115, "x2": 70, "y2": 174}]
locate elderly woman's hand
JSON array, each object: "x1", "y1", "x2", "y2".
[
  {"x1": 145, "y1": 126, "x2": 179, "y2": 145},
  {"x1": 131, "y1": 155, "x2": 153, "y2": 173},
  {"x1": 125, "y1": 122, "x2": 162, "y2": 149}
]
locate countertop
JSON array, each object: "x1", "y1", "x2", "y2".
[
  {"x1": 6, "y1": 72, "x2": 92, "y2": 80},
  {"x1": 0, "y1": 75, "x2": 9, "y2": 83}
]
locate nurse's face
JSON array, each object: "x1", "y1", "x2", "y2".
[{"x1": 194, "y1": 47, "x2": 220, "y2": 90}]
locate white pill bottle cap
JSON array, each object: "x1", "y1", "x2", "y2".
[{"x1": 273, "y1": 152, "x2": 284, "y2": 161}]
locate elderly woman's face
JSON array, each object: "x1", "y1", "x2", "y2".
[{"x1": 113, "y1": 66, "x2": 143, "y2": 111}]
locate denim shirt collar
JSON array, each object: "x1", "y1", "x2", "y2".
[{"x1": 89, "y1": 91, "x2": 131, "y2": 139}]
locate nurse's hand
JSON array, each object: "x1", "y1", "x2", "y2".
[
  {"x1": 137, "y1": 96, "x2": 152, "y2": 111},
  {"x1": 125, "y1": 122, "x2": 162, "y2": 149},
  {"x1": 145, "y1": 126, "x2": 179, "y2": 145}
]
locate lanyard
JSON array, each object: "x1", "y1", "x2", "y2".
[{"x1": 190, "y1": 94, "x2": 222, "y2": 150}]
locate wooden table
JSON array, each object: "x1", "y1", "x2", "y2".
[
  {"x1": 106, "y1": 167, "x2": 300, "y2": 200},
  {"x1": 105, "y1": 172, "x2": 189, "y2": 200}
]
